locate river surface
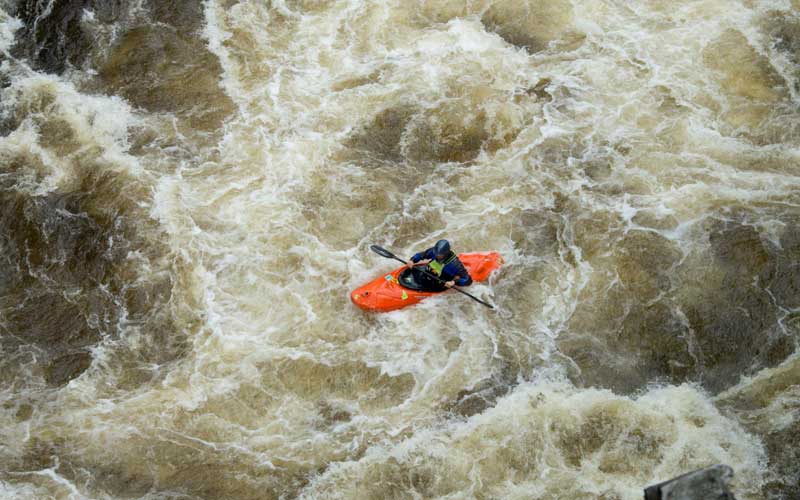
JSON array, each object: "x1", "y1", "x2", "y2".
[{"x1": 1, "y1": 1, "x2": 799, "y2": 499}]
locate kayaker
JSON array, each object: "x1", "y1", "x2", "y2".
[{"x1": 407, "y1": 239, "x2": 473, "y2": 290}]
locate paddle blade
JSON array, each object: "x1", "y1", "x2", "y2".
[{"x1": 370, "y1": 244, "x2": 397, "y2": 259}]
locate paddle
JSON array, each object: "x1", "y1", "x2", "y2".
[{"x1": 370, "y1": 244, "x2": 495, "y2": 309}]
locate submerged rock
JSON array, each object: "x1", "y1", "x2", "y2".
[
  {"x1": 0, "y1": 96, "x2": 183, "y2": 389},
  {"x1": 347, "y1": 102, "x2": 501, "y2": 165},
  {"x1": 560, "y1": 229, "x2": 696, "y2": 393},
  {"x1": 702, "y1": 29, "x2": 788, "y2": 131},
  {"x1": 1, "y1": 190, "x2": 106, "y2": 386},
  {"x1": 346, "y1": 106, "x2": 417, "y2": 162},
  {"x1": 98, "y1": 24, "x2": 234, "y2": 131},
  {"x1": 11, "y1": 0, "x2": 234, "y2": 131},
  {"x1": 682, "y1": 220, "x2": 797, "y2": 393},
  {"x1": 703, "y1": 29, "x2": 786, "y2": 102},
  {"x1": 481, "y1": 0, "x2": 583, "y2": 53},
  {"x1": 562, "y1": 215, "x2": 799, "y2": 395},
  {"x1": 765, "y1": 12, "x2": 800, "y2": 93},
  {"x1": 0, "y1": 165, "x2": 182, "y2": 388},
  {"x1": 404, "y1": 105, "x2": 489, "y2": 163}
]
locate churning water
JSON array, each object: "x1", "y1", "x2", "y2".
[{"x1": 0, "y1": 0, "x2": 799, "y2": 498}]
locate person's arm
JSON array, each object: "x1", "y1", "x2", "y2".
[
  {"x1": 445, "y1": 261, "x2": 473, "y2": 287},
  {"x1": 408, "y1": 248, "x2": 434, "y2": 267}
]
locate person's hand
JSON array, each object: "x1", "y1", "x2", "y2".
[
  {"x1": 445, "y1": 281, "x2": 455, "y2": 288},
  {"x1": 407, "y1": 260, "x2": 415, "y2": 269}
]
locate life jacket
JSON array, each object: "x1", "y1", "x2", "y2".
[{"x1": 428, "y1": 252, "x2": 457, "y2": 277}]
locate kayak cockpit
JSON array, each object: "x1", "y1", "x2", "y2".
[{"x1": 398, "y1": 267, "x2": 447, "y2": 293}]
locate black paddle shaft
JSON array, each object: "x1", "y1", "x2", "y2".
[{"x1": 369, "y1": 245, "x2": 495, "y2": 309}]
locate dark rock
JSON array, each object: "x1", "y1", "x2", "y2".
[{"x1": 644, "y1": 465, "x2": 737, "y2": 500}]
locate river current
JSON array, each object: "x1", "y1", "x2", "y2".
[{"x1": 1, "y1": 1, "x2": 799, "y2": 499}]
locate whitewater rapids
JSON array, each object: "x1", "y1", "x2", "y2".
[{"x1": 1, "y1": 0, "x2": 799, "y2": 498}]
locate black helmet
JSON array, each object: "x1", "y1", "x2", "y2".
[{"x1": 434, "y1": 239, "x2": 450, "y2": 257}]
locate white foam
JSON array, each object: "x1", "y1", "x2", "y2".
[{"x1": 1, "y1": 0, "x2": 797, "y2": 497}]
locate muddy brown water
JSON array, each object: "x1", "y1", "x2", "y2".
[{"x1": 0, "y1": 1, "x2": 798, "y2": 499}]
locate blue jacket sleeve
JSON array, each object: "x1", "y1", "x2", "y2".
[{"x1": 411, "y1": 247, "x2": 435, "y2": 263}]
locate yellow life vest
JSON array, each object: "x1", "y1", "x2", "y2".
[{"x1": 428, "y1": 254, "x2": 455, "y2": 276}]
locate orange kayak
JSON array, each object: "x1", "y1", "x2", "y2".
[{"x1": 350, "y1": 252, "x2": 503, "y2": 312}]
